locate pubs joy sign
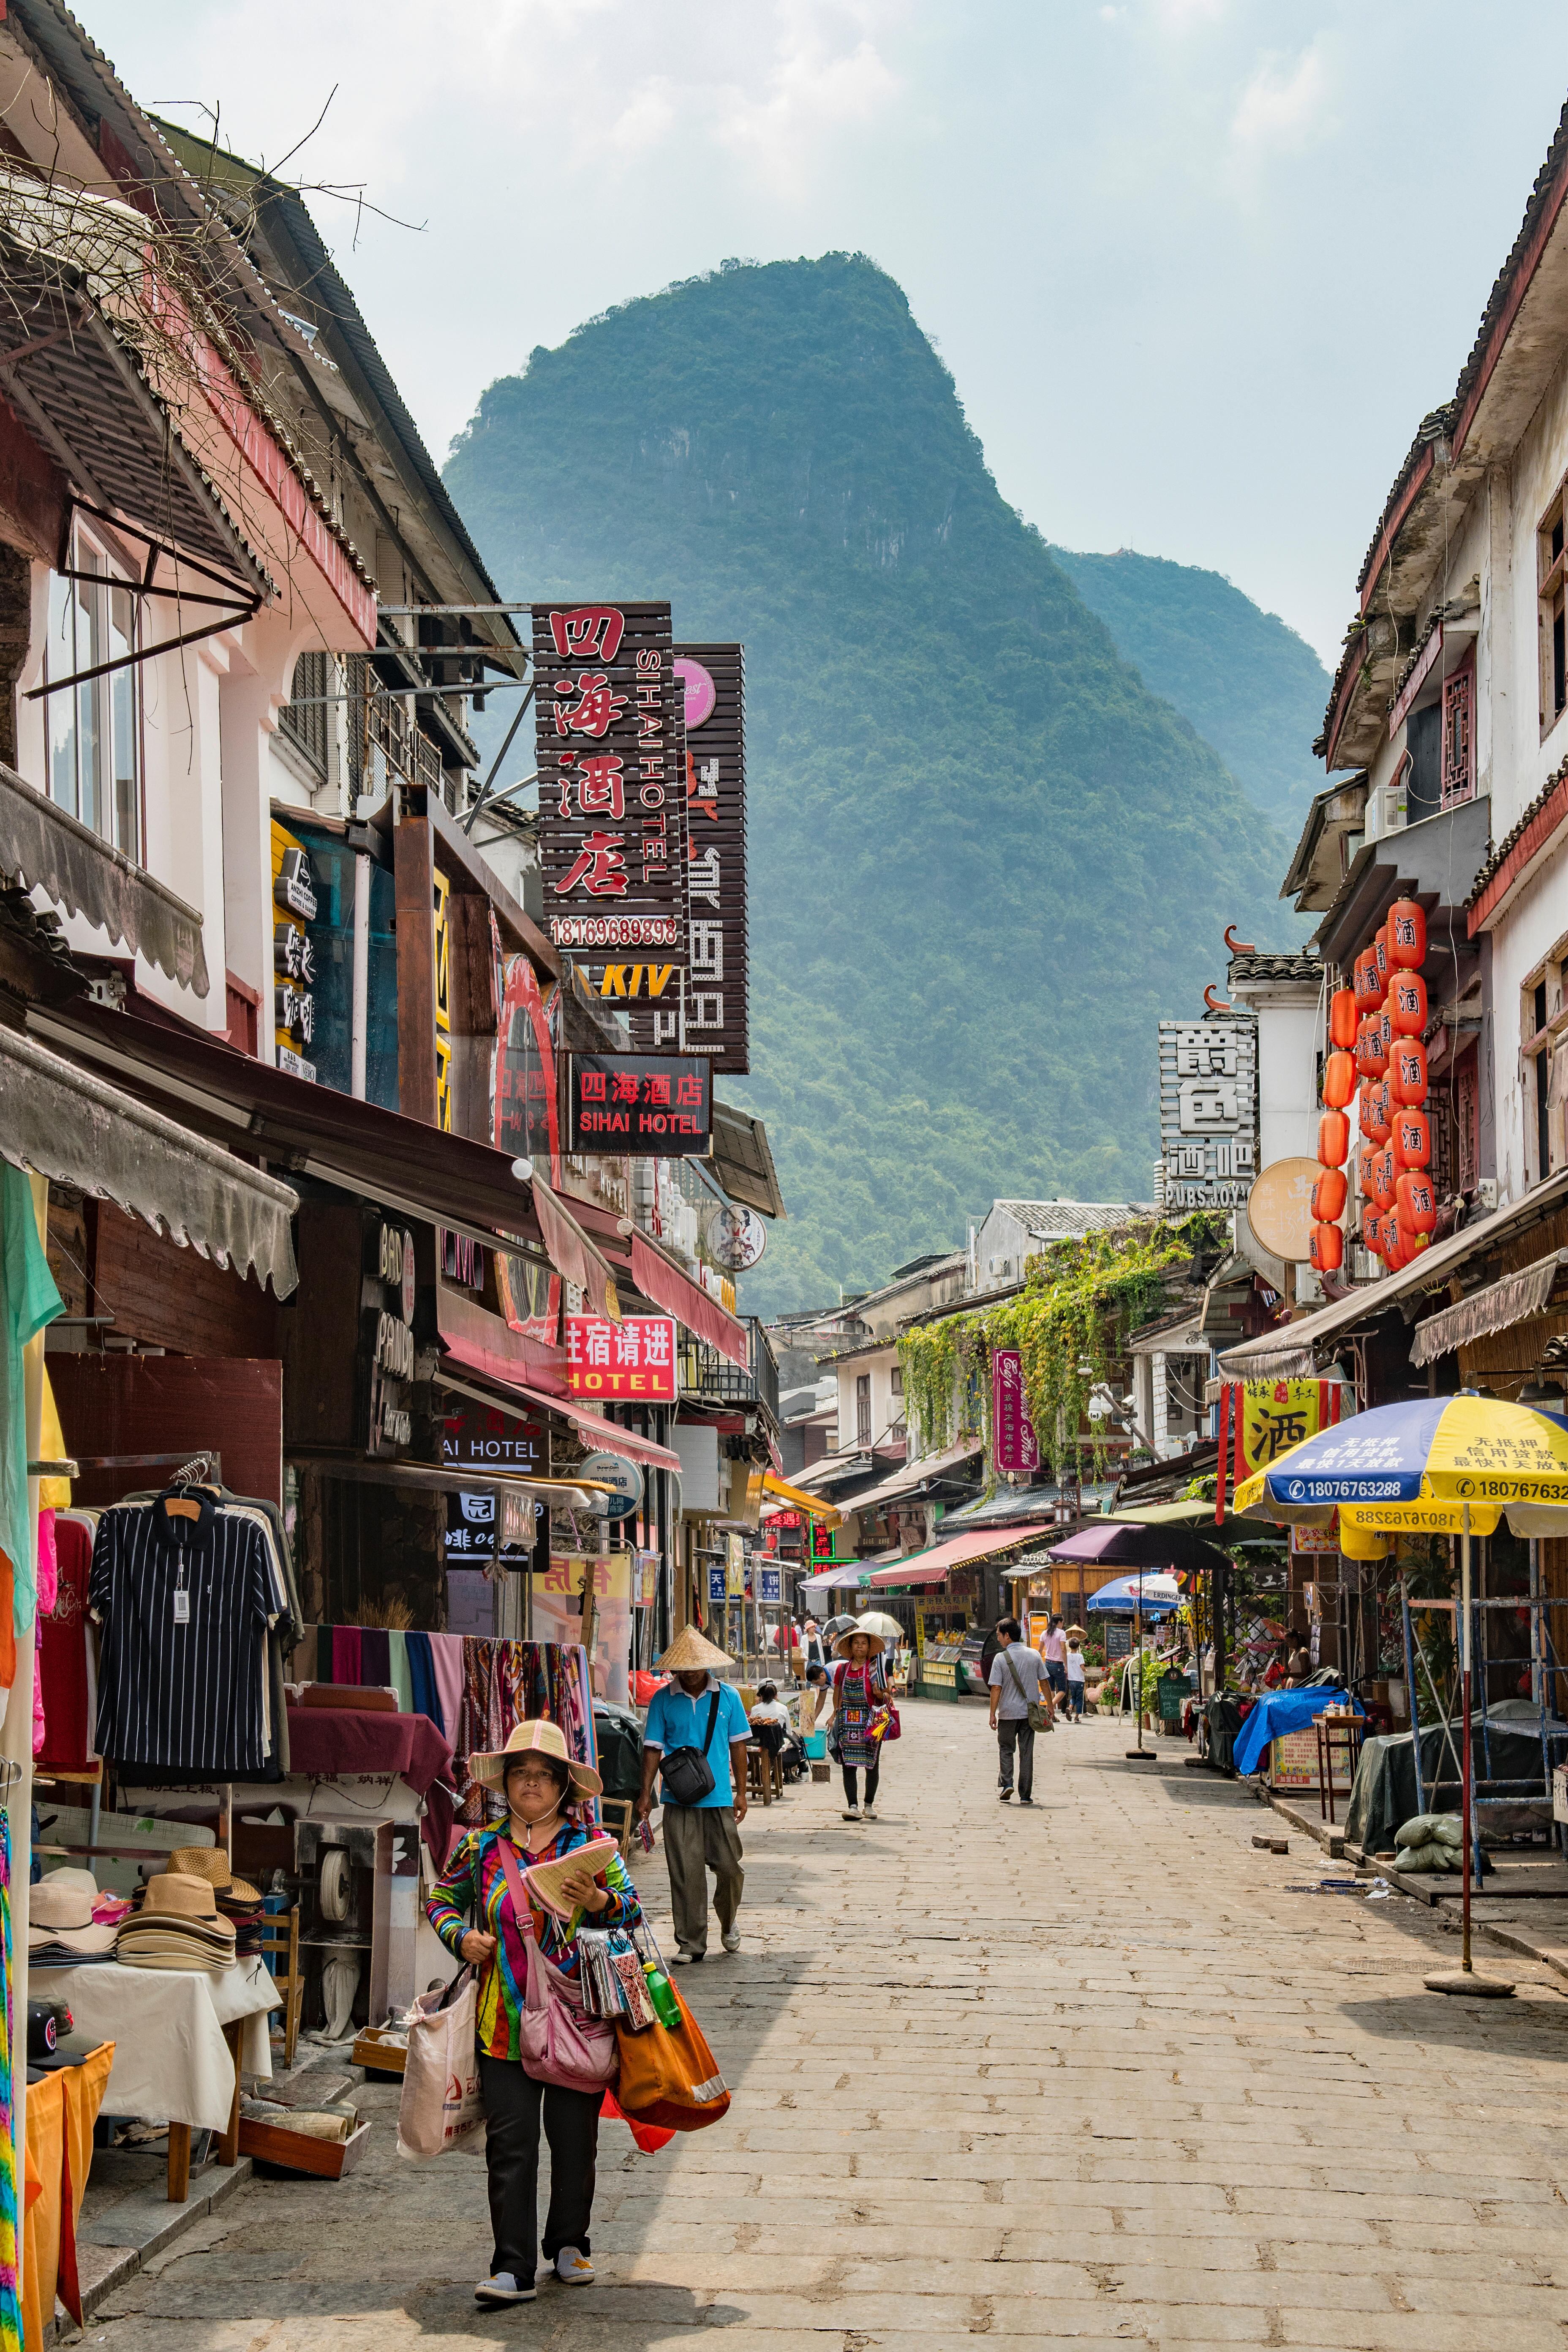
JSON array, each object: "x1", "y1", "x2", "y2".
[{"x1": 1157, "y1": 1018, "x2": 1258, "y2": 1209}]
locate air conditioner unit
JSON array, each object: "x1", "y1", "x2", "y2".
[{"x1": 987, "y1": 1256, "x2": 1012, "y2": 1277}]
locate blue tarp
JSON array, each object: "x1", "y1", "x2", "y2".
[{"x1": 1233, "y1": 1686, "x2": 1360, "y2": 1778}]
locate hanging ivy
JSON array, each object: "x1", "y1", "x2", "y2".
[{"x1": 898, "y1": 1211, "x2": 1227, "y2": 1479}]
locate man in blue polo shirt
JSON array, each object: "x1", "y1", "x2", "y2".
[{"x1": 637, "y1": 1625, "x2": 750, "y2": 1963}]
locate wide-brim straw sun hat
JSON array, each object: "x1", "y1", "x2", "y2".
[
  {"x1": 167, "y1": 1847, "x2": 262, "y2": 1904},
  {"x1": 833, "y1": 1614, "x2": 893, "y2": 1660},
  {"x1": 658, "y1": 1624, "x2": 734, "y2": 1676},
  {"x1": 469, "y1": 1716, "x2": 603, "y2": 1800}
]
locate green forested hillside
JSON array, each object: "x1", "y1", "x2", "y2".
[
  {"x1": 445, "y1": 255, "x2": 1302, "y2": 1314},
  {"x1": 1050, "y1": 547, "x2": 1330, "y2": 828}
]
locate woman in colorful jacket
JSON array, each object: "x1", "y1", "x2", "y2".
[{"x1": 426, "y1": 1719, "x2": 641, "y2": 2308}]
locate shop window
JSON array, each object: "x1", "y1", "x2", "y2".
[
  {"x1": 1540, "y1": 484, "x2": 1568, "y2": 738},
  {"x1": 44, "y1": 528, "x2": 141, "y2": 855},
  {"x1": 1441, "y1": 659, "x2": 1473, "y2": 807},
  {"x1": 278, "y1": 651, "x2": 331, "y2": 782}
]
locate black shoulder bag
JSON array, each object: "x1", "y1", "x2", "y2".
[{"x1": 659, "y1": 1688, "x2": 724, "y2": 1807}]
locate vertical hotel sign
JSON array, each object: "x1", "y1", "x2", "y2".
[
  {"x1": 673, "y1": 645, "x2": 749, "y2": 1074},
  {"x1": 1157, "y1": 1018, "x2": 1257, "y2": 1209},
  {"x1": 533, "y1": 602, "x2": 685, "y2": 1042}
]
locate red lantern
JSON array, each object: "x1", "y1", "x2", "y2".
[
  {"x1": 1391, "y1": 971, "x2": 1427, "y2": 1035},
  {"x1": 1362, "y1": 1018, "x2": 1388, "y2": 1079},
  {"x1": 1394, "y1": 1107, "x2": 1430, "y2": 1169},
  {"x1": 1396, "y1": 1171, "x2": 1437, "y2": 1236},
  {"x1": 1329, "y1": 988, "x2": 1358, "y2": 1051},
  {"x1": 1378, "y1": 1008, "x2": 1394, "y2": 1067},
  {"x1": 1362, "y1": 1204, "x2": 1383, "y2": 1254},
  {"x1": 1356, "y1": 1081, "x2": 1376, "y2": 1133},
  {"x1": 1318, "y1": 1109, "x2": 1350, "y2": 1168},
  {"x1": 1375, "y1": 926, "x2": 1390, "y2": 997},
  {"x1": 1357, "y1": 1140, "x2": 1378, "y2": 1197},
  {"x1": 1310, "y1": 1221, "x2": 1344, "y2": 1274},
  {"x1": 1365, "y1": 1083, "x2": 1392, "y2": 1146},
  {"x1": 1388, "y1": 897, "x2": 1426, "y2": 970},
  {"x1": 1323, "y1": 1050, "x2": 1356, "y2": 1109},
  {"x1": 1312, "y1": 1167, "x2": 1348, "y2": 1222},
  {"x1": 1373, "y1": 1147, "x2": 1396, "y2": 1211},
  {"x1": 1354, "y1": 953, "x2": 1375, "y2": 1010},
  {"x1": 1384, "y1": 1225, "x2": 1407, "y2": 1272},
  {"x1": 1391, "y1": 1036, "x2": 1429, "y2": 1106}
]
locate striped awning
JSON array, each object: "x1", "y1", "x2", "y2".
[{"x1": 1410, "y1": 1249, "x2": 1568, "y2": 1367}]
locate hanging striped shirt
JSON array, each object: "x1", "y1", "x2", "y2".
[{"x1": 89, "y1": 1505, "x2": 275, "y2": 1776}]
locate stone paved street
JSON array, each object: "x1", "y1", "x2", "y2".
[{"x1": 86, "y1": 1699, "x2": 1568, "y2": 2349}]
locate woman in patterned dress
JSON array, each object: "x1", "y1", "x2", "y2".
[{"x1": 826, "y1": 1617, "x2": 892, "y2": 1822}]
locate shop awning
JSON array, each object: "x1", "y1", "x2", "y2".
[
  {"x1": 0, "y1": 1018, "x2": 298, "y2": 1294},
  {"x1": 762, "y1": 1471, "x2": 843, "y2": 1531},
  {"x1": 1410, "y1": 1247, "x2": 1568, "y2": 1366},
  {"x1": 839, "y1": 1438, "x2": 981, "y2": 1517},
  {"x1": 0, "y1": 764, "x2": 209, "y2": 996},
  {"x1": 865, "y1": 1525, "x2": 1040, "y2": 1589},
  {"x1": 797, "y1": 1562, "x2": 873, "y2": 1591},
  {"x1": 630, "y1": 1232, "x2": 748, "y2": 1369},
  {"x1": 529, "y1": 1177, "x2": 619, "y2": 1320},
  {"x1": 1216, "y1": 1168, "x2": 1568, "y2": 1379}
]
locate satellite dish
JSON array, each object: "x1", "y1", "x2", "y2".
[{"x1": 702, "y1": 1203, "x2": 767, "y2": 1273}]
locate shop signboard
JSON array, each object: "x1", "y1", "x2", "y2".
[
  {"x1": 441, "y1": 1397, "x2": 545, "y2": 1478},
  {"x1": 445, "y1": 1489, "x2": 532, "y2": 1568},
  {"x1": 1290, "y1": 1520, "x2": 1339, "y2": 1555},
  {"x1": 533, "y1": 602, "x2": 686, "y2": 1012},
  {"x1": 708, "y1": 1564, "x2": 727, "y2": 1604},
  {"x1": 991, "y1": 1347, "x2": 1040, "y2": 1474},
  {"x1": 1105, "y1": 1622, "x2": 1132, "y2": 1659},
  {"x1": 270, "y1": 820, "x2": 318, "y2": 1081},
  {"x1": 634, "y1": 1549, "x2": 660, "y2": 1607},
  {"x1": 566, "y1": 1313, "x2": 677, "y2": 1400},
  {"x1": 533, "y1": 1551, "x2": 634, "y2": 1704},
  {"x1": 566, "y1": 1053, "x2": 710, "y2": 1153},
  {"x1": 673, "y1": 645, "x2": 749, "y2": 1073},
  {"x1": 1157, "y1": 1018, "x2": 1257, "y2": 1209},
  {"x1": 361, "y1": 1214, "x2": 416, "y2": 1458},
  {"x1": 810, "y1": 1521, "x2": 843, "y2": 1564},
  {"x1": 757, "y1": 1564, "x2": 782, "y2": 1603},
  {"x1": 1220, "y1": 1379, "x2": 1343, "y2": 1487},
  {"x1": 1269, "y1": 1725, "x2": 1352, "y2": 1793},
  {"x1": 726, "y1": 1533, "x2": 746, "y2": 1597}
]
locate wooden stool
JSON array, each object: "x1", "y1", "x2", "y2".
[
  {"x1": 599, "y1": 1797, "x2": 636, "y2": 1857},
  {"x1": 256, "y1": 1906, "x2": 303, "y2": 2071},
  {"x1": 745, "y1": 1745, "x2": 774, "y2": 1806}
]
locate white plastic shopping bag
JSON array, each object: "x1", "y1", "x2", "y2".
[{"x1": 396, "y1": 1968, "x2": 485, "y2": 2160}]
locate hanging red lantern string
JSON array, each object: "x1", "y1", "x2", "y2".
[
  {"x1": 1357, "y1": 1140, "x2": 1378, "y2": 1198},
  {"x1": 1310, "y1": 1222, "x2": 1344, "y2": 1274},
  {"x1": 1390, "y1": 971, "x2": 1427, "y2": 1036},
  {"x1": 1312, "y1": 1166, "x2": 1348, "y2": 1223},
  {"x1": 1372, "y1": 1147, "x2": 1397, "y2": 1211},
  {"x1": 1374, "y1": 925, "x2": 1390, "y2": 1001},
  {"x1": 1388, "y1": 897, "x2": 1426, "y2": 970},
  {"x1": 1365, "y1": 1082, "x2": 1393, "y2": 1145},
  {"x1": 1394, "y1": 1107, "x2": 1430, "y2": 1169},
  {"x1": 1318, "y1": 1109, "x2": 1350, "y2": 1168},
  {"x1": 1362, "y1": 1204, "x2": 1383, "y2": 1255},
  {"x1": 1391, "y1": 1036, "x2": 1429, "y2": 1107},
  {"x1": 1323, "y1": 1050, "x2": 1356, "y2": 1109},
  {"x1": 1329, "y1": 988, "x2": 1358, "y2": 1051},
  {"x1": 1363, "y1": 1017, "x2": 1388, "y2": 1079},
  {"x1": 1396, "y1": 1170, "x2": 1437, "y2": 1238}
]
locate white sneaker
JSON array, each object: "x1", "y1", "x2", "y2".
[
  {"x1": 841, "y1": 1806, "x2": 860, "y2": 1821},
  {"x1": 475, "y1": 2273, "x2": 536, "y2": 2305},
  {"x1": 555, "y1": 2247, "x2": 594, "y2": 2285},
  {"x1": 863, "y1": 1805, "x2": 878, "y2": 1821},
  {"x1": 721, "y1": 1928, "x2": 740, "y2": 1952}
]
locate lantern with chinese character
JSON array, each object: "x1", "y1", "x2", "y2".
[
  {"x1": 1391, "y1": 1036, "x2": 1429, "y2": 1107},
  {"x1": 1365, "y1": 1082, "x2": 1392, "y2": 1145},
  {"x1": 1312, "y1": 1167, "x2": 1347, "y2": 1222},
  {"x1": 1354, "y1": 953, "x2": 1375, "y2": 1010},
  {"x1": 1362, "y1": 1204, "x2": 1383, "y2": 1254},
  {"x1": 1372, "y1": 1147, "x2": 1396, "y2": 1211},
  {"x1": 1310, "y1": 1221, "x2": 1344, "y2": 1274},
  {"x1": 1383, "y1": 1225, "x2": 1408, "y2": 1272},
  {"x1": 1323, "y1": 1050, "x2": 1355, "y2": 1109},
  {"x1": 1378, "y1": 1007, "x2": 1394, "y2": 1068},
  {"x1": 1391, "y1": 971, "x2": 1427, "y2": 1035},
  {"x1": 1329, "y1": 988, "x2": 1358, "y2": 1051},
  {"x1": 1318, "y1": 1109, "x2": 1350, "y2": 1168},
  {"x1": 1395, "y1": 1170, "x2": 1437, "y2": 1237},
  {"x1": 1357, "y1": 1139, "x2": 1378, "y2": 1198},
  {"x1": 1375, "y1": 926, "x2": 1390, "y2": 997},
  {"x1": 1388, "y1": 897, "x2": 1426, "y2": 969},
  {"x1": 1362, "y1": 1018, "x2": 1388, "y2": 1079},
  {"x1": 1394, "y1": 1106, "x2": 1430, "y2": 1169}
]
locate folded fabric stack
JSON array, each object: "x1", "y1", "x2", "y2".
[
  {"x1": 117, "y1": 1870, "x2": 237, "y2": 1974},
  {"x1": 29, "y1": 1869, "x2": 120, "y2": 1968},
  {"x1": 1394, "y1": 1811, "x2": 1467, "y2": 1873},
  {"x1": 167, "y1": 1847, "x2": 264, "y2": 1953}
]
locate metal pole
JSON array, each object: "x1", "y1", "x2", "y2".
[
  {"x1": 1400, "y1": 1579, "x2": 1425, "y2": 1816},
  {"x1": 1461, "y1": 1505, "x2": 1474, "y2": 1972}
]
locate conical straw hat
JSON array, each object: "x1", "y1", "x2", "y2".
[{"x1": 659, "y1": 1625, "x2": 733, "y2": 1674}]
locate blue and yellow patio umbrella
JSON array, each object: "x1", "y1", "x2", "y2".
[{"x1": 1235, "y1": 1392, "x2": 1568, "y2": 1987}]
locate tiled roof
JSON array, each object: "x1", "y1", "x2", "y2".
[
  {"x1": 992, "y1": 1200, "x2": 1158, "y2": 1241},
  {"x1": 1227, "y1": 954, "x2": 1321, "y2": 984}
]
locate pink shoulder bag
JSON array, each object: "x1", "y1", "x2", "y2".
[{"x1": 495, "y1": 1836, "x2": 619, "y2": 2095}]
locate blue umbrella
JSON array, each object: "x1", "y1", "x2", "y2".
[{"x1": 1085, "y1": 1572, "x2": 1182, "y2": 1618}]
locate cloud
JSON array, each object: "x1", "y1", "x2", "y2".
[
  {"x1": 1231, "y1": 42, "x2": 1334, "y2": 155},
  {"x1": 712, "y1": 2, "x2": 903, "y2": 191}
]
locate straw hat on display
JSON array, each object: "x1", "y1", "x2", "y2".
[
  {"x1": 167, "y1": 1847, "x2": 262, "y2": 1905},
  {"x1": 833, "y1": 1614, "x2": 893, "y2": 1659},
  {"x1": 117, "y1": 1873, "x2": 237, "y2": 1974},
  {"x1": 657, "y1": 1625, "x2": 733, "y2": 1676},
  {"x1": 468, "y1": 1717, "x2": 603, "y2": 1800},
  {"x1": 29, "y1": 1871, "x2": 119, "y2": 1959}
]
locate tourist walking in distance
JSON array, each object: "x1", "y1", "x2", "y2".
[
  {"x1": 1041, "y1": 1614, "x2": 1070, "y2": 1712},
  {"x1": 426, "y1": 1720, "x2": 637, "y2": 2306},
  {"x1": 988, "y1": 1617, "x2": 1050, "y2": 1802},
  {"x1": 1064, "y1": 1632, "x2": 1087, "y2": 1721},
  {"x1": 636, "y1": 1625, "x2": 750, "y2": 1963},
  {"x1": 827, "y1": 1617, "x2": 894, "y2": 1821}
]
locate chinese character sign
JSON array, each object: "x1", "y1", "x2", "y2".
[
  {"x1": 1157, "y1": 1018, "x2": 1258, "y2": 1208},
  {"x1": 758, "y1": 1565, "x2": 781, "y2": 1603},
  {"x1": 991, "y1": 1347, "x2": 1040, "y2": 1473},
  {"x1": 566, "y1": 1313, "x2": 678, "y2": 1401},
  {"x1": 534, "y1": 602, "x2": 686, "y2": 986},
  {"x1": 673, "y1": 644, "x2": 749, "y2": 1074},
  {"x1": 567, "y1": 1053, "x2": 711, "y2": 1153},
  {"x1": 1224, "y1": 1380, "x2": 1342, "y2": 1484},
  {"x1": 708, "y1": 1565, "x2": 728, "y2": 1604}
]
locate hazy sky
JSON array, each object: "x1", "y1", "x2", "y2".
[{"x1": 86, "y1": 1, "x2": 1568, "y2": 664}]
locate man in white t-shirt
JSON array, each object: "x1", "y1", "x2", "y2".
[{"x1": 987, "y1": 1617, "x2": 1050, "y2": 1803}]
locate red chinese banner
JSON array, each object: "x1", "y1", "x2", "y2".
[
  {"x1": 566, "y1": 1313, "x2": 678, "y2": 1402},
  {"x1": 992, "y1": 1348, "x2": 1040, "y2": 1474}
]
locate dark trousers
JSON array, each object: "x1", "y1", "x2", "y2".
[
  {"x1": 477, "y1": 2053, "x2": 601, "y2": 2278},
  {"x1": 662, "y1": 1802, "x2": 744, "y2": 1957},
  {"x1": 841, "y1": 1761, "x2": 880, "y2": 1807},
  {"x1": 997, "y1": 1717, "x2": 1034, "y2": 1798}
]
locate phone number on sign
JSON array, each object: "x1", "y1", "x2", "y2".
[{"x1": 549, "y1": 915, "x2": 680, "y2": 948}]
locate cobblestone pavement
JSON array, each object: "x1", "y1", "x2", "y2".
[{"x1": 85, "y1": 1700, "x2": 1568, "y2": 2348}]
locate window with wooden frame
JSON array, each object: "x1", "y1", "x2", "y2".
[
  {"x1": 855, "y1": 1372, "x2": 871, "y2": 1447},
  {"x1": 1539, "y1": 483, "x2": 1568, "y2": 737},
  {"x1": 1521, "y1": 945, "x2": 1568, "y2": 1184},
  {"x1": 1441, "y1": 655, "x2": 1474, "y2": 807}
]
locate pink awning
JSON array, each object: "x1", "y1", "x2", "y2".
[
  {"x1": 533, "y1": 1177, "x2": 618, "y2": 1320},
  {"x1": 437, "y1": 1333, "x2": 681, "y2": 1472},
  {"x1": 631, "y1": 1233, "x2": 749, "y2": 1369},
  {"x1": 865, "y1": 1526, "x2": 1040, "y2": 1588}
]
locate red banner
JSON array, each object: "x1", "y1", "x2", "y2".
[{"x1": 992, "y1": 1348, "x2": 1040, "y2": 1474}]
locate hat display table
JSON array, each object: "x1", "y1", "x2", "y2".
[{"x1": 32, "y1": 1955, "x2": 280, "y2": 2200}]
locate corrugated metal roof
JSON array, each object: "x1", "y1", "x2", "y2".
[{"x1": 991, "y1": 1200, "x2": 1159, "y2": 1241}]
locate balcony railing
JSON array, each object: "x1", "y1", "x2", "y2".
[{"x1": 678, "y1": 1315, "x2": 780, "y2": 1424}]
